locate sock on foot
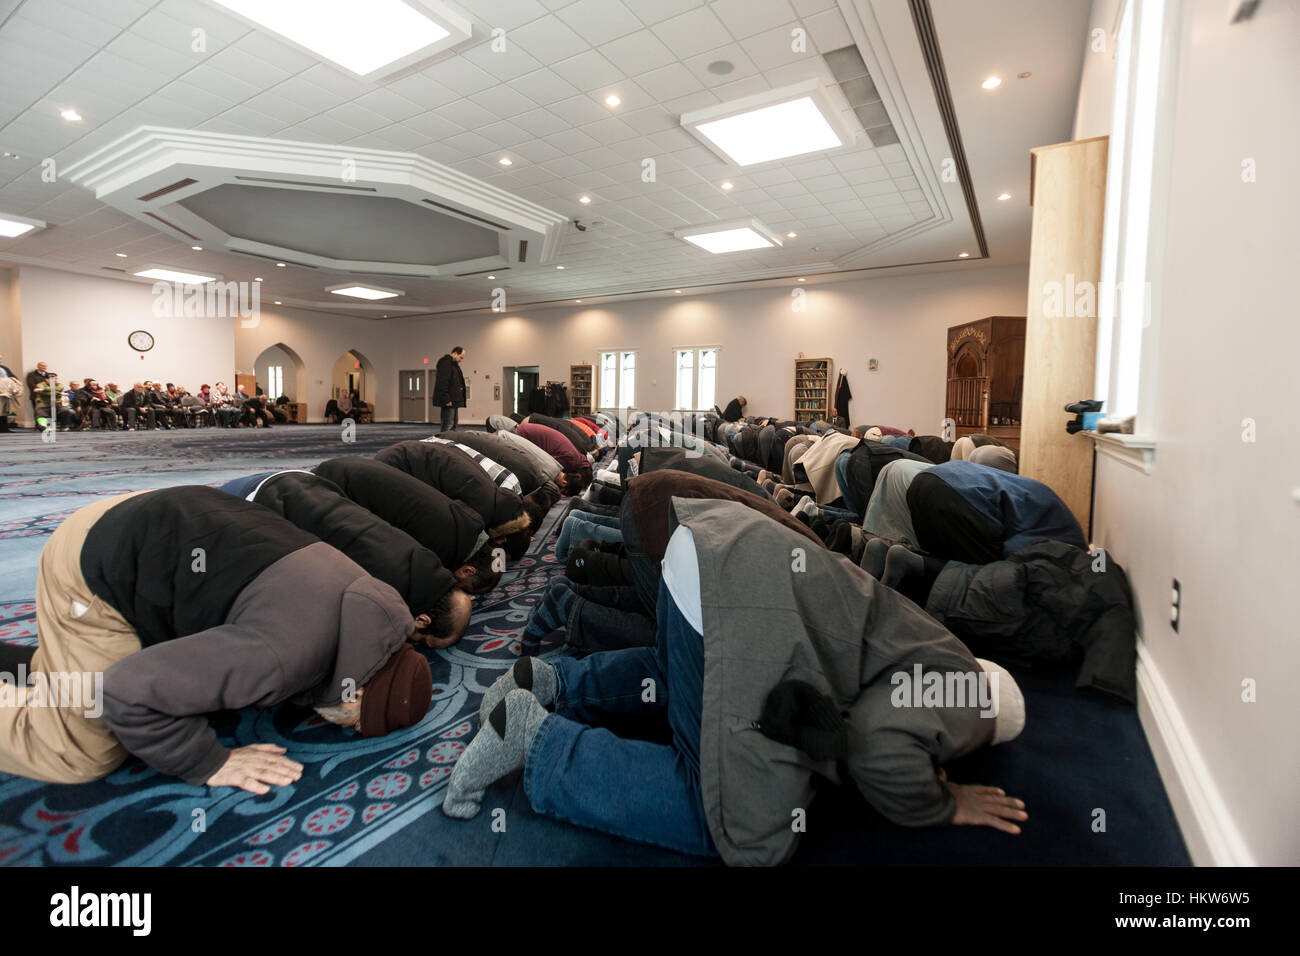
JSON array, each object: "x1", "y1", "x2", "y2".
[
  {"x1": 793, "y1": 495, "x2": 820, "y2": 520},
  {"x1": 479, "y1": 658, "x2": 556, "y2": 728},
  {"x1": 862, "y1": 537, "x2": 889, "y2": 579},
  {"x1": 882, "y1": 544, "x2": 926, "y2": 590},
  {"x1": 443, "y1": 690, "x2": 548, "y2": 819}
]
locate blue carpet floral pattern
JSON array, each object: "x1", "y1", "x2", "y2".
[{"x1": 0, "y1": 425, "x2": 568, "y2": 866}]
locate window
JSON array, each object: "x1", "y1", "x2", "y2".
[
  {"x1": 599, "y1": 350, "x2": 636, "y2": 409},
  {"x1": 1095, "y1": 0, "x2": 1174, "y2": 430},
  {"x1": 267, "y1": 365, "x2": 283, "y2": 399},
  {"x1": 674, "y1": 347, "x2": 719, "y2": 410}
]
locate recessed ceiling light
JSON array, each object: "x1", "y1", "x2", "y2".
[
  {"x1": 274, "y1": 300, "x2": 282, "y2": 305},
  {"x1": 486, "y1": 275, "x2": 496, "y2": 279},
  {"x1": 997, "y1": 193, "x2": 1011, "y2": 201},
  {"x1": 60, "y1": 108, "x2": 82, "y2": 122},
  {"x1": 981, "y1": 76, "x2": 1002, "y2": 90},
  {"x1": 683, "y1": 82, "x2": 847, "y2": 167},
  {"x1": 958, "y1": 252, "x2": 970, "y2": 258},
  {"x1": 674, "y1": 289, "x2": 682, "y2": 294},
  {"x1": 191, "y1": 245, "x2": 202, "y2": 251},
  {"x1": 604, "y1": 94, "x2": 621, "y2": 107},
  {"x1": 115, "y1": 252, "x2": 128, "y2": 258},
  {"x1": 2, "y1": 152, "x2": 19, "y2": 159},
  {"x1": 575, "y1": 299, "x2": 582, "y2": 303},
  {"x1": 556, "y1": 265, "x2": 565, "y2": 269},
  {"x1": 675, "y1": 219, "x2": 783, "y2": 254},
  {"x1": 786, "y1": 231, "x2": 797, "y2": 238},
  {"x1": 579, "y1": 195, "x2": 591, "y2": 204},
  {"x1": 498, "y1": 157, "x2": 513, "y2": 166},
  {"x1": 0, "y1": 213, "x2": 45, "y2": 238},
  {"x1": 276, "y1": 262, "x2": 286, "y2": 267},
  {"x1": 208, "y1": 0, "x2": 466, "y2": 78},
  {"x1": 797, "y1": 277, "x2": 806, "y2": 282},
  {"x1": 133, "y1": 266, "x2": 219, "y2": 284},
  {"x1": 327, "y1": 283, "x2": 403, "y2": 300},
  {"x1": 720, "y1": 181, "x2": 734, "y2": 190},
  {"x1": 254, "y1": 276, "x2": 263, "y2": 281}
]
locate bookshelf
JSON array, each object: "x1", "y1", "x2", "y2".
[
  {"x1": 569, "y1": 363, "x2": 594, "y2": 417},
  {"x1": 793, "y1": 357, "x2": 833, "y2": 423}
]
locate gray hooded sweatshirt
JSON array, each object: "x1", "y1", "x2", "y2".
[{"x1": 670, "y1": 498, "x2": 995, "y2": 867}]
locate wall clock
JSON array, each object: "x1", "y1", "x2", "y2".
[{"x1": 128, "y1": 330, "x2": 155, "y2": 352}]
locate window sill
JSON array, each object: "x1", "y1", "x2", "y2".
[{"x1": 1087, "y1": 431, "x2": 1157, "y2": 475}]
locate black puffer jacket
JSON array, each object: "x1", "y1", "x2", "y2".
[
  {"x1": 250, "y1": 471, "x2": 455, "y2": 616},
  {"x1": 376, "y1": 440, "x2": 524, "y2": 532},
  {"x1": 313, "y1": 457, "x2": 484, "y2": 568},
  {"x1": 843, "y1": 440, "x2": 932, "y2": 519},
  {"x1": 909, "y1": 435, "x2": 955, "y2": 464},
  {"x1": 925, "y1": 540, "x2": 1138, "y2": 703}
]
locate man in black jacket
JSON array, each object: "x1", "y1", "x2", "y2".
[
  {"x1": 0, "y1": 487, "x2": 433, "y2": 789},
  {"x1": 220, "y1": 469, "x2": 474, "y2": 647},
  {"x1": 433, "y1": 347, "x2": 466, "y2": 433},
  {"x1": 313, "y1": 456, "x2": 503, "y2": 594},
  {"x1": 375, "y1": 441, "x2": 545, "y2": 560},
  {"x1": 119, "y1": 383, "x2": 156, "y2": 430}
]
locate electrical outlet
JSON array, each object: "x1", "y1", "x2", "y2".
[{"x1": 1170, "y1": 579, "x2": 1181, "y2": 632}]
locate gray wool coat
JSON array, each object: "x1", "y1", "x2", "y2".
[{"x1": 669, "y1": 498, "x2": 997, "y2": 867}]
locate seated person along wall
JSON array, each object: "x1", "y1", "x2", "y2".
[
  {"x1": 0, "y1": 487, "x2": 430, "y2": 790},
  {"x1": 312, "y1": 457, "x2": 501, "y2": 594},
  {"x1": 219, "y1": 470, "x2": 472, "y2": 648},
  {"x1": 443, "y1": 499, "x2": 1026, "y2": 866}
]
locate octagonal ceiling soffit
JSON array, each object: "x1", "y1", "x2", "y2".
[{"x1": 61, "y1": 127, "x2": 569, "y2": 279}]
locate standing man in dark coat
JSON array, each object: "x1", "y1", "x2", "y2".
[{"x1": 433, "y1": 346, "x2": 467, "y2": 434}]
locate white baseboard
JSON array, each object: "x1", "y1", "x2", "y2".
[{"x1": 1136, "y1": 646, "x2": 1255, "y2": 866}]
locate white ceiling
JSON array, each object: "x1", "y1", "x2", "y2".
[{"x1": 0, "y1": 0, "x2": 1089, "y2": 317}]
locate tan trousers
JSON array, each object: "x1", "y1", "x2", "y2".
[{"x1": 0, "y1": 492, "x2": 147, "y2": 783}]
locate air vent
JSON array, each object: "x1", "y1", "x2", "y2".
[
  {"x1": 824, "y1": 46, "x2": 900, "y2": 147},
  {"x1": 101, "y1": 266, "x2": 127, "y2": 273},
  {"x1": 454, "y1": 267, "x2": 511, "y2": 277},
  {"x1": 419, "y1": 198, "x2": 508, "y2": 231},
  {"x1": 234, "y1": 175, "x2": 377, "y2": 192},
  {"x1": 517, "y1": 240, "x2": 528, "y2": 263},
  {"x1": 144, "y1": 212, "x2": 200, "y2": 241},
  {"x1": 137, "y1": 178, "x2": 197, "y2": 202}
]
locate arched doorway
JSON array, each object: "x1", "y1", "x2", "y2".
[
  {"x1": 254, "y1": 342, "x2": 306, "y2": 402},
  {"x1": 331, "y1": 349, "x2": 376, "y2": 412}
]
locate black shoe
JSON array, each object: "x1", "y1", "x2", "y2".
[{"x1": 1064, "y1": 399, "x2": 1103, "y2": 414}]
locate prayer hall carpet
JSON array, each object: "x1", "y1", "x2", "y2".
[{"x1": 0, "y1": 425, "x2": 1190, "y2": 866}]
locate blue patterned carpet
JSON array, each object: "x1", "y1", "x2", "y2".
[{"x1": 0, "y1": 425, "x2": 1191, "y2": 867}]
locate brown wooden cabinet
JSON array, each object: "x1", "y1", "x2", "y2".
[{"x1": 945, "y1": 316, "x2": 1025, "y2": 450}]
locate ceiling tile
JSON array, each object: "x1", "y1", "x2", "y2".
[
  {"x1": 549, "y1": 49, "x2": 624, "y2": 91},
  {"x1": 555, "y1": 0, "x2": 644, "y2": 46},
  {"x1": 650, "y1": 6, "x2": 732, "y2": 60}
]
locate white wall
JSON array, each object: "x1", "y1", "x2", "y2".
[
  {"x1": 384, "y1": 265, "x2": 1030, "y2": 432},
  {"x1": 0, "y1": 267, "x2": 20, "y2": 398},
  {"x1": 18, "y1": 265, "x2": 236, "y2": 409},
  {"x1": 1089, "y1": 0, "x2": 1300, "y2": 865},
  {"x1": 1073, "y1": 0, "x2": 1122, "y2": 140}
]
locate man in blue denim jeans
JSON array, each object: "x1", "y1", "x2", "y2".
[{"x1": 443, "y1": 500, "x2": 1028, "y2": 866}]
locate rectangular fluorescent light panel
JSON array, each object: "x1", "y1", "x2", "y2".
[
  {"x1": 0, "y1": 215, "x2": 44, "y2": 238},
  {"x1": 210, "y1": 0, "x2": 451, "y2": 77},
  {"x1": 681, "y1": 227, "x2": 776, "y2": 254},
  {"x1": 694, "y1": 96, "x2": 843, "y2": 166},
  {"x1": 329, "y1": 285, "x2": 401, "y2": 300},
  {"x1": 134, "y1": 268, "x2": 218, "y2": 284}
]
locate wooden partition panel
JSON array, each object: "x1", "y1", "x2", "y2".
[{"x1": 1020, "y1": 136, "x2": 1108, "y2": 532}]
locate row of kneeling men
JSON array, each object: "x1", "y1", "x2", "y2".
[{"x1": 0, "y1": 435, "x2": 576, "y2": 791}]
